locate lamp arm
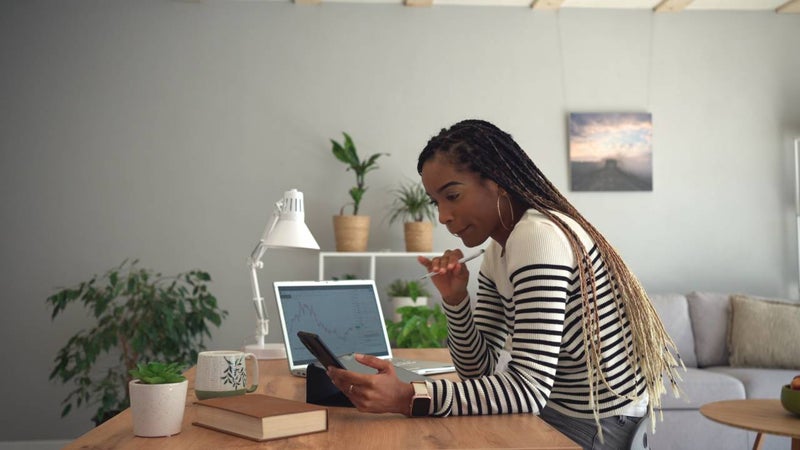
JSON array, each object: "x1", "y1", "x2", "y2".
[
  {"x1": 247, "y1": 201, "x2": 282, "y2": 346},
  {"x1": 248, "y1": 244, "x2": 268, "y2": 347}
]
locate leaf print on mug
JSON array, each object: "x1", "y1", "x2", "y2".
[{"x1": 221, "y1": 355, "x2": 247, "y2": 389}]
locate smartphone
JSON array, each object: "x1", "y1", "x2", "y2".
[{"x1": 297, "y1": 331, "x2": 346, "y2": 370}]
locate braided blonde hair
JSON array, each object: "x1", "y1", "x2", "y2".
[{"x1": 418, "y1": 120, "x2": 684, "y2": 434}]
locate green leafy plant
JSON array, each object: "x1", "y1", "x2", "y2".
[
  {"x1": 330, "y1": 132, "x2": 388, "y2": 215},
  {"x1": 129, "y1": 362, "x2": 187, "y2": 384},
  {"x1": 47, "y1": 259, "x2": 227, "y2": 425},
  {"x1": 387, "y1": 181, "x2": 436, "y2": 224},
  {"x1": 331, "y1": 273, "x2": 357, "y2": 281},
  {"x1": 387, "y1": 278, "x2": 430, "y2": 302},
  {"x1": 386, "y1": 304, "x2": 448, "y2": 348},
  {"x1": 385, "y1": 278, "x2": 445, "y2": 348}
]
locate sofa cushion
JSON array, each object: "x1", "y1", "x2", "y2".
[
  {"x1": 649, "y1": 293, "x2": 698, "y2": 368},
  {"x1": 728, "y1": 294, "x2": 800, "y2": 369},
  {"x1": 660, "y1": 368, "x2": 745, "y2": 410},
  {"x1": 686, "y1": 291, "x2": 730, "y2": 368},
  {"x1": 706, "y1": 366, "x2": 798, "y2": 399}
]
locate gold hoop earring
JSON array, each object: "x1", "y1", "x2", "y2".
[{"x1": 497, "y1": 194, "x2": 514, "y2": 231}]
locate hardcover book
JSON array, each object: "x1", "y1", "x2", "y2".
[{"x1": 193, "y1": 394, "x2": 328, "y2": 442}]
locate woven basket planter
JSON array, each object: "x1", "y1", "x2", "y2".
[
  {"x1": 333, "y1": 215, "x2": 371, "y2": 252},
  {"x1": 403, "y1": 221, "x2": 433, "y2": 252}
]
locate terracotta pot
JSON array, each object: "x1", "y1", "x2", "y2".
[
  {"x1": 333, "y1": 215, "x2": 370, "y2": 252},
  {"x1": 129, "y1": 379, "x2": 188, "y2": 437},
  {"x1": 403, "y1": 222, "x2": 433, "y2": 252}
]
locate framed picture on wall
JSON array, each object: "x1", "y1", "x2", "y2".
[{"x1": 568, "y1": 112, "x2": 653, "y2": 192}]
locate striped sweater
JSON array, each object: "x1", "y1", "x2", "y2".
[{"x1": 429, "y1": 210, "x2": 647, "y2": 419}]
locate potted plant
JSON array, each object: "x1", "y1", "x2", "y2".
[
  {"x1": 330, "y1": 132, "x2": 388, "y2": 251},
  {"x1": 387, "y1": 180, "x2": 436, "y2": 252},
  {"x1": 386, "y1": 278, "x2": 430, "y2": 322},
  {"x1": 385, "y1": 280, "x2": 447, "y2": 348},
  {"x1": 386, "y1": 305, "x2": 447, "y2": 348},
  {"x1": 331, "y1": 273, "x2": 357, "y2": 281},
  {"x1": 46, "y1": 259, "x2": 227, "y2": 425},
  {"x1": 128, "y1": 362, "x2": 188, "y2": 437}
]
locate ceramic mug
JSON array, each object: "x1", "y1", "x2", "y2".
[{"x1": 195, "y1": 350, "x2": 259, "y2": 400}]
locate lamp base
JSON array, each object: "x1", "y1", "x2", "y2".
[{"x1": 243, "y1": 342, "x2": 287, "y2": 360}]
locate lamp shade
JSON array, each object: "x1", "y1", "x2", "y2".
[{"x1": 262, "y1": 189, "x2": 319, "y2": 250}]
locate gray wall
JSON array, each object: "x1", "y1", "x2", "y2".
[{"x1": 1, "y1": 0, "x2": 798, "y2": 441}]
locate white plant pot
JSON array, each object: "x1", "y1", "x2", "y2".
[
  {"x1": 391, "y1": 296, "x2": 428, "y2": 322},
  {"x1": 129, "y1": 379, "x2": 188, "y2": 437}
]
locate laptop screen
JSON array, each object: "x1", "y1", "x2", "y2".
[{"x1": 274, "y1": 280, "x2": 393, "y2": 369}]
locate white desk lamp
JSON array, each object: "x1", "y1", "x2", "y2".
[{"x1": 245, "y1": 188, "x2": 319, "y2": 359}]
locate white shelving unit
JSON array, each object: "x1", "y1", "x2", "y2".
[{"x1": 318, "y1": 251, "x2": 441, "y2": 281}]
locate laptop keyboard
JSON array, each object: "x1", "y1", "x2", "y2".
[{"x1": 391, "y1": 359, "x2": 417, "y2": 367}]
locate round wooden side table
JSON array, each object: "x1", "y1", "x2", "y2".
[{"x1": 700, "y1": 399, "x2": 800, "y2": 450}]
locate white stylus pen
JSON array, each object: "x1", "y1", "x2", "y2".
[{"x1": 420, "y1": 249, "x2": 485, "y2": 280}]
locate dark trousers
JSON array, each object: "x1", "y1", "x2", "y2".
[{"x1": 540, "y1": 406, "x2": 642, "y2": 450}]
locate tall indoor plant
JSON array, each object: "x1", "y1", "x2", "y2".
[
  {"x1": 47, "y1": 259, "x2": 227, "y2": 425},
  {"x1": 388, "y1": 181, "x2": 436, "y2": 252},
  {"x1": 330, "y1": 132, "x2": 388, "y2": 251}
]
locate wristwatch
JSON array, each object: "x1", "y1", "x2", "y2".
[{"x1": 409, "y1": 381, "x2": 432, "y2": 417}]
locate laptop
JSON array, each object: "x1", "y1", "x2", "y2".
[{"x1": 274, "y1": 279, "x2": 456, "y2": 378}]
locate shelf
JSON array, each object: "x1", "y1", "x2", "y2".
[{"x1": 318, "y1": 251, "x2": 441, "y2": 280}]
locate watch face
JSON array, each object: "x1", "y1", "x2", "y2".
[{"x1": 411, "y1": 397, "x2": 431, "y2": 417}]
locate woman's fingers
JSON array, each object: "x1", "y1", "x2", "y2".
[{"x1": 422, "y1": 249, "x2": 465, "y2": 275}]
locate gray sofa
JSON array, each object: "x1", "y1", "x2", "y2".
[{"x1": 648, "y1": 292, "x2": 798, "y2": 450}]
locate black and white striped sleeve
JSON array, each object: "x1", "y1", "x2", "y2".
[{"x1": 430, "y1": 218, "x2": 574, "y2": 417}]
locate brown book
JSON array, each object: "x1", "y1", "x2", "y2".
[{"x1": 193, "y1": 394, "x2": 328, "y2": 442}]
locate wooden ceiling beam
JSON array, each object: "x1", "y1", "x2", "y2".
[
  {"x1": 291, "y1": 0, "x2": 798, "y2": 11},
  {"x1": 777, "y1": 0, "x2": 800, "y2": 13},
  {"x1": 654, "y1": 0, "x2": 693, "y2": 12},
  {"x1": 530, "y1": 0, "x2": 564, "y2": 10}
]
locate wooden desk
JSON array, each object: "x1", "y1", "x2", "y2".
[
  {"x1": 700, "y1": 399, "x2": 800, "y2": 450},
  {"x1": 65, "y1": 348, "x2": 579, "y2": 449}
]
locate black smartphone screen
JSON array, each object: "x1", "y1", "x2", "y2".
[{"x1": 297, "y1": 331, "x2": 346, "y2": 369}]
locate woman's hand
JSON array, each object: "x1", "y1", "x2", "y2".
[
  {"x1": 418, "y1": 249, "x2": 470, "y2": 305},
  {"x1": 327, "y1": 354, "x2": 414, "y2": 416}
]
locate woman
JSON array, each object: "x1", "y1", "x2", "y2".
[{"x1": 327, "y1": 119, "x2": 682, "y2": 449}]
